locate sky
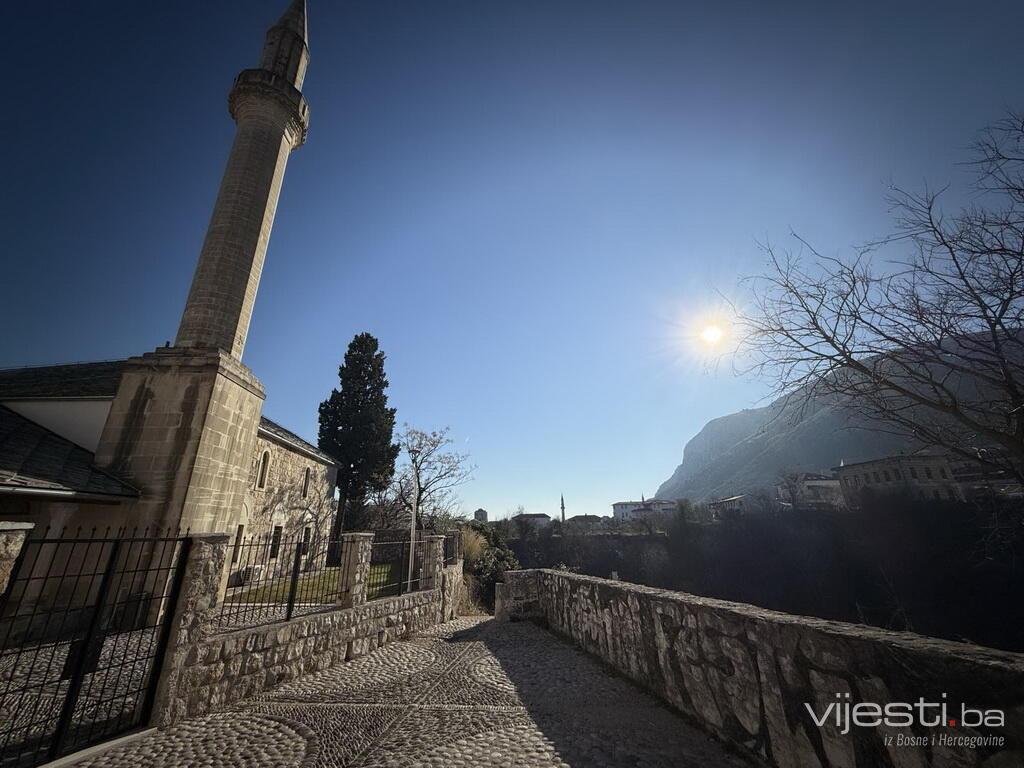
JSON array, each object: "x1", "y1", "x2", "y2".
[{"x1": 2, "y1": 0, "x2": 1023, "y2": 519}]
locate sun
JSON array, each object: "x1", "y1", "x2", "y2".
[{"x1": 699, "y1": 323, "x2": 725, "y2": 347}]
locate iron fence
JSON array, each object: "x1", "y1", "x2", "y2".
[
  {"x1": 366, "y1": 540, "x2": 429, "y2": 601},
  {"x1": 0, "y1": 528, "x2": 188, "y2": 768},
  {"x1": 443, "y1": 531, "x2": 462, "y2": 565},
  {"x1": 215, "y1": 532, "x2": 355, "y2": 632}
]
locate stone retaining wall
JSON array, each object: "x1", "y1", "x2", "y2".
[
  {"x1": 496, "y1": 569, "x2": 1024, "y2": 768},
  {"x1": 152, "y1": 531, "x2": 462, "y2": 726}
]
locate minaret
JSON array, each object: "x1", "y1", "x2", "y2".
[
  {"x1": 95, "y1": 1, "x2": 311, "y2": 534},
  {"x1": 176, "y1": 0, "x2": 311, "y2": 360},
  {"x1": 560, "y1": 494, "x2": 565, "y2": 523}
]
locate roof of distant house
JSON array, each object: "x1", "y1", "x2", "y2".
[
  {"x1": 567, "y1": 514, "x2": 603, "y2": 522},
  {"x1": 511, "y1": 513, "x2": 551, "y2": 520},
  {"x1": 707, "y1": 494, "x2": 746, "y2": 505},
  {"x1": 0, "y1": 405, "x2": 138, "y2": 501}
]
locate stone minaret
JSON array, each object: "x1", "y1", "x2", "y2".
[
  {"x1": 176, "y1": 0, "x2": 310, "y2": 360},
  {"x1": 95, "y1": 1, "x2": 310, "y2": 534},
  {"x1": 560, "y1": 494, "x2": 565, "y2": 523}
]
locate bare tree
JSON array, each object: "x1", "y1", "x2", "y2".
[
  {"x1": 736, "y1": 111, "x2": 1024, "y2": 481},
  {"x1": 394, "y1": 426, "x2": 474, "y2": 530}
]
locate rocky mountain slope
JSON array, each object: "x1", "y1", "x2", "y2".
[{"x1": 655, "y1": 394, "x2": 916, "y2": 502}]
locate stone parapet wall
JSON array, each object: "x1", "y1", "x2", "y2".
[
  {"x1": 497, "y1": 569, "x2": 1024, "y2": 768},
  {"x1": 161, "y1": 588, "x2": 444, "y2": 724},
  {"x1": 152, "y1": 525, "x2": 464, "y2": 727}
]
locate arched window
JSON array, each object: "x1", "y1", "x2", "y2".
[
  {"x1": 302, "y1": 467, "x2": 311, "y2": 499},
  {"x1": 257, "y1": 450, "x2": 270, "y2": 490}
]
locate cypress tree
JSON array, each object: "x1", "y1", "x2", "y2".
[{"x1": 318, "y1": 333, "x2": 400, "y2": 541}]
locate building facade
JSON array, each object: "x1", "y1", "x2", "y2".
[
  {"x1": 834, "y1": 453, "x2": 965, "y2": 508},
  {"x1": 776, "y1": 472, "x2": 846, "y2": 511},
  {"x1": 611, "y1": 499, "x2": 677, "y2": 521}
]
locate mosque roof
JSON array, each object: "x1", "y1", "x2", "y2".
[{"x1": 0, "y1": 405, "x2": 138, "y2": 501}]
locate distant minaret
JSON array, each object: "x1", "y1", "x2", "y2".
[
  {"x1": 176, "y1": 0, "x2": 311, "y2": 360},
  {"x1": 560, "y1": 494, "x2": 565, "y2": 523}
]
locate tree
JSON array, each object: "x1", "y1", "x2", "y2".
[
  {"x1": 318, "y1": 333, "x2": 400, "y2": 539},
  {"x1": 737, "y1": 111, "x2": 1024, "y2": 481},
  {"x1": 394, "y1": 426, "x2": 474, "y2": 531}
]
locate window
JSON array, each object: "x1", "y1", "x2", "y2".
[
  {"x1": 270, "y1": 525, "x2": 283, "y2": 560},
  {"x1": 257, "y1": 451, "x2": 271, "y2": 490},
  {"x1": 302, "y1": 467, "x2": 311, "y2": 499},
  {"x1": 873, "y1": 472, "x2": 880, "y2": 483},
  {"x1": 946, "y1": 487, "x2": 955, "y2": 500},
  {"x1": 925, "y1": 467, "x2": 933, "y2": 479},
  {"x1": 910, "y1": 467, "x2": 918, "y2": 479},
  {"x1": 231, "y1": 524, "x2": 245, "y2": 564},
  {"x1": 894, "y1": 469, "x2": 902, "y2": 480},
  {"x1": 883, "y1": 470, "x2": 891, "y2": 482},
  {"x1": 939, "y1": 467, "x2": 947, "y2": 479},
  {"x1": 301, "y1": 526, "x2": 311, "y2": 555}
]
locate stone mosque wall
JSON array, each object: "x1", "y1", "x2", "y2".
[{"x1": 497, "y1": 569, "x2": 1024, "y2": 768}]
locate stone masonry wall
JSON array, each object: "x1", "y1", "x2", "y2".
[
  {"x1": 497, "y1": 569, "x2": 1024, "y2": 768},
  {"x1": 242, "y1": 432, "x2": 335, "y2": 538},
  {"x1": 153, "y1": 530, "x2": 463, "y2": 726},
  {"x1": 161, "y1": 588, "x2": 445, "y2": 724}
]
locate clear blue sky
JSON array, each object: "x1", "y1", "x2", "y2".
[{"x1": 1, "y1": 1, "x2": 1022, "y2": 518}]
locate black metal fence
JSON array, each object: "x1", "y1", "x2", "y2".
[
  {"x1": 0, "y1": 528, "x2": 188, "y2": 768},
  {"x1": 215, "y1": 532, "x2": 355, "y2": 632},
  {"x1": 443, "y1": 531, "x2": 462, "y2": 565},
  {"x1": 366, "y1": 540, "x2": 429, "y2": 601}
]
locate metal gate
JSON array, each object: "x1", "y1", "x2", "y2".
[{"x1": 0, "y1": 529, "x2": 189, "y2": 767}]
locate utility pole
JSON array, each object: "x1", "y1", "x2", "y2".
[{"x1": 406, "y1": 447, "x2": 421, "y2": 593}]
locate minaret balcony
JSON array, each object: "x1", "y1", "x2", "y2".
[{"x1": 229, "y1": 68, "x2": 310, "y2": 145}]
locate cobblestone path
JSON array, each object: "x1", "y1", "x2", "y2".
[{"x1": 75, "y1": 617, "x2": 752, "y2": 767}]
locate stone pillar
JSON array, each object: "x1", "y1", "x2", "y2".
[
  {"x1": 495, "y1": 569, "x2": 541, "y2": 622},
  {"x1": 0, "y1": 522, "x2": 33, "y2": 595},
  {"x1": 151, "y1": 533, "x2": 230, "y2": 727},
  {"x1": 422, "y1": 535, "x2": 444, "y2": 591},
  {"x1": 337, "y1": 532, "x2": 373, "y2": 609}
]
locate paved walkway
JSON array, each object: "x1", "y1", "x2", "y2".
[{"x1": 76, "y1": 617, "x2": 751, "y2": 767}]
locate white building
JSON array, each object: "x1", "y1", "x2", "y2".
[{"x1": 611, "y1": 499, "x2": 677, "y2": 522}]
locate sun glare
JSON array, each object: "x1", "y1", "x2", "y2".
[{"x1": 700, "y1": 324, "x2": 724, "y2": 347}]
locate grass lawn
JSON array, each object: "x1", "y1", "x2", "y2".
[
  {"x1": 227, "y1": 567, "x2": 343, "y2": 604},
  {"x1": 226, "y1": 562, "x2": 403, "y2": 604}
]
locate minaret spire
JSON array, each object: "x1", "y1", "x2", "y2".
[
  {"x1": 560, "y1": 494, "x2": 565, "y2": 523},
  {"x1": 175, "y1": 0, "x2": 311, "y2": 359}
]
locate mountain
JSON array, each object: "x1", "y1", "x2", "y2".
[{"x1": 654, "y1": 394, "x2": 916, "y2": 502}]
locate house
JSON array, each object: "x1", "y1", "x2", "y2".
[
  {"x1": 776, "y1": 472, "x2": 845, "y2": 511},
  {"x1": 565, "y1": 514, "x2": 604, "y2": 531},
  {"x1": 833, "y1": 453, "x2": 964, "y2": 509},
  {"x1": 611, "y1": 499, "x2": 676, "y2": 521},
  {"x1": 707, "y1": 495, "x2": 747, "y2": 520},
  {"x1": 510, "y1": 512, "x2": 551, "y2": 532}
]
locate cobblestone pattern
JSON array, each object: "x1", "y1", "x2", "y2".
[
  {"x1": 498, "y1": 569, "x2": 1024, "y2": 768},
  {"x1": 74, "y1": 617, "x2": 750, "y2": 768}
]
